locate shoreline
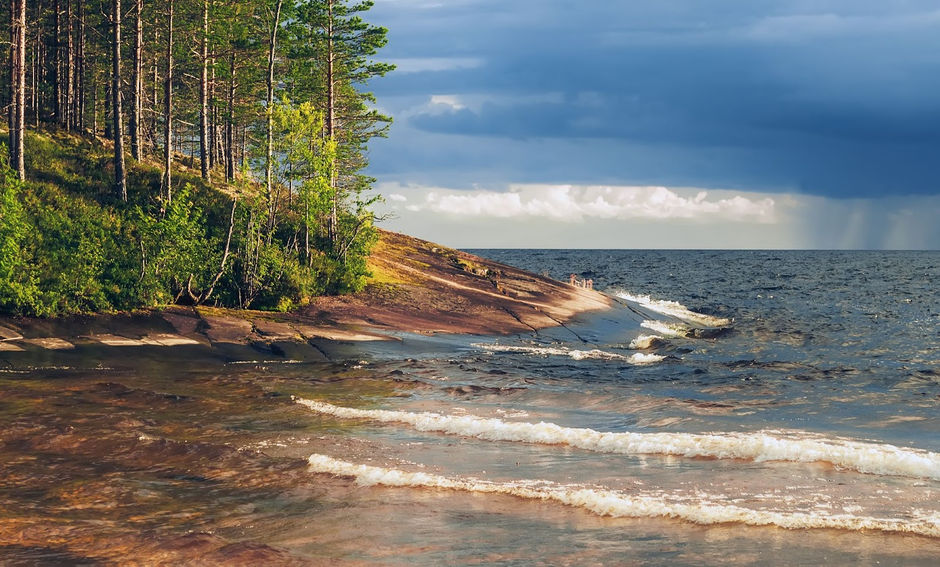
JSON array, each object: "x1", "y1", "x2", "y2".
[{"x1": 0, "y1": 230, "x2": 611, "y2": 362}]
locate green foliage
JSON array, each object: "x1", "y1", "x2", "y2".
[
  {"x1": 136, "y1": 184, "x2": 219, "y2": 305},
  {"x1": 0, "y1": 154, "x2": 42, "y2": 315}
]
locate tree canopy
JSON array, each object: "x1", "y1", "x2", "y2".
[{"x1": 0, "y1": 0, "x2": 394, "y2": 315}]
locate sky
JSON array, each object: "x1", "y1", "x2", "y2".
[{"x1": 364, "y1": 0, "x2": 940, "y2": 249}]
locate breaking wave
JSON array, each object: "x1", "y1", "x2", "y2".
[
  {"x1": 476, "y1": 343, "x2": 664, "y2": 364},
  {"x1": 616, "y1": 291, "x2": 732, "y2": 328},
  {"x1": 307, "y1": 454, "x2": 940, "y2": 538},
  {"x1": 628, "y1": 334, "x2": 665, "y2": 350},
  {"x1": 640, "y1": 320, "x2": 690, "y2": 338},
  {"x1": 295, "y1": 399, "x2": 940, "y2": 481}
]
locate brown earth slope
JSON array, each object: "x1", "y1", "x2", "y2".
[{"x1": 307, "y1": 230, "x2": 611, "y2": 335}]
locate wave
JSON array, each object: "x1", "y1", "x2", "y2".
[
  {"x1": 307, "y1": 454, "x2": 940, "y2": 538},
  {"x1": 640, "y1": 320, "x2": 690, "y2": 338},
  {"x1": 476, "y1": 343, "x2": 665, "y2": 364},
  {"x1": 295, "y1": 399, "x2": 940, "y2": 481},
  {"x1": 628, "y1": 334, "x2": 665, "y2": 350},
  {"x1": 615, "y1": 291, "x2": 732, "y2": 328}
]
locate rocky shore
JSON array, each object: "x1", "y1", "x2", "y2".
[{"x1": 0, "y1": 230, "x2": 610, "y2": 362}]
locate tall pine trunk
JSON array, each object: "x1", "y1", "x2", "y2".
[
  {"x1": 131, "y1": 0, "x2": 142, "y2": 160},
  {"x1": 112, "y1": 0, "x2": 127, "y2": 201},
  {"x1": 199, "y1": 0, "x2": 210, "y2": 180},
  {"x1": 75, "y1": 0, "x2": 85, "y2": 131},
  {"x1": 8, "y1": 0, "x2": 26, "y2": 181},
  {"x1": 265, "y1": 0, "x2": 284, "y2": 234},
  {"x1": 326, "y1": 0, "x2": 338, "y2": 249},
  {"x1": 163, "y1": 0, "x2": 174, "y2": 203},
  {"x1": 53, "y1": 0, "x2": 62, "y2": 125},
  {"x1": 225, "y1": 50, "x2": 236, "y2": 182}
]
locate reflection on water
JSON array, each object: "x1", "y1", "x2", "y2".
[{"x1": 2, "y1": 348, "x2": 938, "y2": 565}]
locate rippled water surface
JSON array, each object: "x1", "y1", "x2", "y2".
[{"x1": 1, "y1": 250, "x2": 938, "y2": 565}]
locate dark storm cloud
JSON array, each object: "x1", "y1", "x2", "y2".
[{"x1": 368, "y1": 1, "x2": 940, "y2": 198}]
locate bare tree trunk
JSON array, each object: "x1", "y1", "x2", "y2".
[
  {"x1": 163, "y1": 0, "x2": 174, "y2": 203},
  {"x1": 131, "y1": 0, "x2": 142, "y2": 160},
  {"x1": 104, "y1": 79, "x2": 111, "y2": 139},
  {"x1": 53, "y1": 0, "x2": 62, "y2": 125},
  {"x1": 30, "y1": 3, "x2": 39, "y2": 128},
  {"x1": 198, "y1": 0, "x2": 210, "y2": 180},
  {"x1": 326, "y1": 0, "x2": 338, "y2": 248},
  {"x1": 75, "y1": 0, "x2": 85, "y2": 131},
  {"x1": 91, "y1": 70, "x2": 98, "y2": 135},
  {"x1": 9, "y1": 0, "x2": 26, "y2": 181},
  {"x1": 209, "y1": 61, "x2": 218, "y2": 170},
  {"x1": 225, "y1": 50, "x2": 235, "y2": 181},
  {"x1": 64, "y1": 0, "x2": 73, "y2": 130},
  {"x1": 151, "y1": 21, "x2": 159, "y2": 153},
  {"x1": 112, "y1": 0, "x2": 127, "y2": 201},
  {"x1": 265, "y1": 0, "x2": 284, "y2": 233}
]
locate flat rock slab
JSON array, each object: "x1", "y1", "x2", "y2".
[
  {"x1": 85, "y1": 334, "x2": 147, "y2": 347},
  {"x1": 0, "y1": 324, "x2": 24, "y2": 341},
  {"x1": 200, "y1": 314, "x2": 254, "y2": 344},
  {"x1": 162, "y1": 311, "x2": 204, "y2": 336},
  {"x1": 139, "y1": 333, "x2": 202, "y2": 346},
  {"x1": 252, "y1": 319, "x2": 299, "y2": 341},
  {"x1": 293, "y1": 324, "x2": 391, "y2": 342},
  {"x1": 23, "y1": 338, "x2": 75, "y2": 350}
]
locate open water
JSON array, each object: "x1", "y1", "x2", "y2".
[{"x1": 1, "y1": 250, "x2": 938, "y2": 564}]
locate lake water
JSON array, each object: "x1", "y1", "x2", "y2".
[{"x1": 1, "y1": 250, "x2": 938, "y2": 564}]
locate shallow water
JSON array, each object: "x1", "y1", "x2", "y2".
[{"x1": 1, "y1": 250, "x2": 938, "y2": 564}]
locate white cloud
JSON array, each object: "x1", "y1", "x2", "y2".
[
  {"x1": 427, "y1": 94, "x2": 466, "y2": 111},
  {"x1": 387, "y1": 193, "x2": 408, "y2": 202},
  {"x1": 406, "y1": 184, "x2": 776, "y2": 223}
]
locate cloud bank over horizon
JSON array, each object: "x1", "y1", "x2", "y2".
[
  {"x1": 404, "y1": 185, "x2": 776, "y2": 224},
  {"x1": 374, "y1": 183, "x2": 940, "y2": 250}
]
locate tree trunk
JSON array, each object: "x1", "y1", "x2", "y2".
[
  {"x1": 112, "y1": 0, "x2": 127, "y2": 201},
  {"x1": 131, "y1": 0, "x2": 142, "y2": 160},
  {"x1": 199, "y1": 0, "x2": 210, "y2": 180},
  {"x1": 91, "y1": 70, "x2": 98, "y2": 135},
  {"x1": 326, "y1": 0, "x2": 338, "y2": 249},
  {"x1": 30, "y1": 3, "x2": 39, "y2": 128},
  {"x1": 163, "y1": 0, "x2": 174, "y2": 203},
  {"x1": 104, "y1": 79, "x2": 111, "y2": 139},
  {"x1": 64, "y1": 0, "x2": 73, "y2": 130},
  {"x1": 8, "y1": 0, "x2": 26, "y2": 181},
  {"x1": 53, "y1": 0, "x2": 62, "y2": 125},
  {"x1": 75, "y1": 0, "x2": 85, "y2": 131},
  {"x1": 225, "y1": 50, "x2": 235, "y2": 181},
  {"x1": 209, "y1": 61, "x2": 218, "y2": 170},
  {"x1": 265, "y1": 0, "x2": 284, "y2": 233}
]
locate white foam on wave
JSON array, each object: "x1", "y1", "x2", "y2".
[
  {"x1": 295, "y1": 399, "x2": 940, "y2": 481},
  {"x1": 616, "y1": 291, "x2": 732, "y2": 328},
  {"x1": 477, "y1": 343, "x2": 664, "y2": 364},
  {"x1": 307, "y1": 454, "x2": 940, "y2": 538},
  {"x1": 628, "y1": 334, "x2": 665, "y2": 350},
  {"x1": 640, "y1": 320, "x2": 690, "y2": 338}
]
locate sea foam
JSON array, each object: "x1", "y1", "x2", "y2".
[
  {"x1": 307, "y1": 454, "x2": 940, "y2": 538},
  {"x1": 616, "y1": 291, "x2": 732, "y2": 328},
  {"x1": 628, "y1": 334, "x2": 665, "y2": 350},
  {"x1": 477, "y1": 343, "x2": 664, "y2": 364},
  {"x1": 295, "y1": 399, "x2": 940, "y2": 481}
]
